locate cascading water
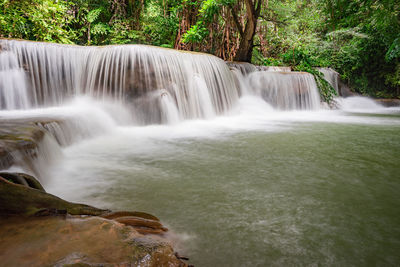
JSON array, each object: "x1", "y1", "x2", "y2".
[
  {"x1": 1, "y1": 39, "x2": 400, "y2": 267},
  {"x1": 0, "y1": 39, "x2": 239, "y2": 124},
  {"x1": 233, "y1": 70, "x2": 321, "y2": 110},
  {"x1": 227, "y1": 61, "x2": 321, "y2": 110},
  {"x1": 0, "y1": 51, "x2": 31, "y2": 109},
  {"x1": 2, "y1": 39, "x2": 386, "y2": 180},
  {"x1": 318, "y1": 67, "x2": 340, "y2": 93}
]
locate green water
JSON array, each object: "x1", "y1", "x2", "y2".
[{"x1": 50, "y1": 116, "x2": 400, "y2": 266}]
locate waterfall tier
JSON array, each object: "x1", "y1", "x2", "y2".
[
  {"x1": 229, "y1": 67, "x2": 321, "y2": 110},
  {"x1": 317, "y1": 67, "x2": 339, "y2": 93},
  {"x1": 247, "y1": 71, "x2": 321, "y2": 110},
  {"x1": 0, "y1": 40, "x2": 239, "y2": 124},
  {"x1": 0, "y1": 39, "x2": 325, "y2": 124}
]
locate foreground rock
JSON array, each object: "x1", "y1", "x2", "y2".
[
  {"x1": 0, "y1": 173, "x2": 107, "y2": 216},
  {"x1": 0, "y1": 172, "x2": 188, "y2": 266},
  {"x1": 0, "y1": 216, "x2": 183, "y2": 267}
]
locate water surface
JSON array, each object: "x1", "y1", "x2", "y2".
[{"x1": 46, "y1": 107, "x2": 400, "y2": 266}]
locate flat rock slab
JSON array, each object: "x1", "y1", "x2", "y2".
[{"x1": 0, "y1": 216, "x2": 184, "y2": 267}]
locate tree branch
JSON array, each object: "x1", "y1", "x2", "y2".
[{"x1": 255, "y1": 0, "x2": 262, "y2": 16}]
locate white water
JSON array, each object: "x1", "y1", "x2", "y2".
[
  {"x1": 318, "y1": 67, "x2": 340, "y2": 93},
  {"x1": 246, "y1": 71, "x2": 321, "y2": 110},
  {"x1": 37, "y1": 95, "x2": 400, "y2": 201},
  {"x1": 1, "y1": 40, "x2": 400, "y2": 267},
  {"x1": 0, "y1": 39, "x2": 238, "y2": 124},
  {"x1": 1, "y1": 39, "x2": 399, "y2": 190},
  {"x1": 0, "y1": 52, "x2": 31, "y2": 109},
  {"x1": 336, "y1": 96, "x2": 384, "y2": 111}
]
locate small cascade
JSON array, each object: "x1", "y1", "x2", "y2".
[
  {"x1": 231, "y1": 68, "x2": 250, "y2": 96},
  {"x1": 0, "y1": 39, "x2": 239, "y2": 124},
  {"x1": 318, "y1": 67, "x2": 340, "y2": 93},
  {"x1": 0, "y1": 52, "x2": 31, "y2": 109},
  {"x1": 1, "y1": 123, "x2": 62, "y2": 182},
  {"x1": 236, "y1": 71, "x2": 321, "y2": 110},
  {"x1": 228, "y1": 61, "x2": 320, "y2": 110},
  {"x1": 227, "y1": 62, "x2": 292, "y2": 74},
  {"x1": 226, "y1": 62, "x2": 257, "y2": 75},
  {"x1": 190, "y1": 75, "x2": 216, "y2": 119},
  {"x1": 160, "y1": 90, "x2": 181, "y2": 124}
]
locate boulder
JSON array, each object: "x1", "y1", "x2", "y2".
[
  {"x1": 0, "y1": 172, "x2": 45, "y2": 191},
  {"x1": 0, "y1": 172, "x2": 189, "y2": 266},
  {"x1": 0, "y1": 174, "x2": 107, "y2": 216},
  {"x1": 0, "y1": 216, "x2": 186, "y2": 267}
]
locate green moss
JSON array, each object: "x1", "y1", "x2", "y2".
[{"x1": 0, "y1": 177, "x2": 108, "y2": 216}]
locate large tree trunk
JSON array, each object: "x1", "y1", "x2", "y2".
[
  {"x1": 232, "y1": 0, "x2": 262, "y2": 62},
  {"x1": 234, "y1": 15, "x2": 257, "y2": 62}
]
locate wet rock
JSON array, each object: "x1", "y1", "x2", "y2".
[
  {"x1": 0, "y1": 119, "x2": 66, "y2": 171},
  {"x1": 102, "y1": 212, "x2": 169, "y2": 236},
  {"x1": 0, "y1": 122, "x2": 46, "y2": 170},
  {"x1": 226, "y1": 61, "x2": 257, "y2": 75},
  {"x1": 0, "y1": 172, "x2": 45, "y2": 191},
  {"x1": 0, "y1": 117, "x2": 189, "y2": 266},
  {"x1": 0, "y1": 174, "x2": 107, "y2": 216},
  {"x1": 114, "y1": 216, "x2": 168, "y2": 231},
  {"x1": 0, "y1": 172, "x2": 188, "y2": 266},
  {"x1": 0, "y1": 216, "x2": 186, "y2": 267},
  {"x1": 120, "y1": 216, "x2": 165, "y2": 230},
  {"x1": 101, "y1": 211, "x2": 160, "y2": 221}
]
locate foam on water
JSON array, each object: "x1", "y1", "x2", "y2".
[{"x1": 336, "y1": 96, "x2": 383, "y2": 111}]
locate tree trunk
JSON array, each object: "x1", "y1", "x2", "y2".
[
  {"x1": 234, "y1": 20, "x2": 257, "y2": 62},
  {"x1": 232, "y1": 0, "x2": 261, "y2": 62}
]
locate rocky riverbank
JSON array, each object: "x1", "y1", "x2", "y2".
[{"x1": 0, "y1": 121, "x2": 190, "y2": 266}]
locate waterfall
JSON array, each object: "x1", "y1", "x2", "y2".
[
  {"x1": 0, "y1": 51, "x2": 31, "y2": 109},
  {"x1": 230, "y1": 67, "x2": 321, "y2": 110},
  {"x1": 317, "y1": 67, "x2": 339, "y2": 93},
  {"x1": 247, "y1": 71, "x2": 321, "y2": 110},
  {"x1": 0, "y1": 39, "x2": 239, "y2": 124},
  {"x1": 159, "y1": 90, "x2": 181, "y2": 124},
  {"x1": 0, "y1": 39, "x2": 327, "y2": 122},
  {"x1": 228, "y1": 62, "x2": 320, "y2": 110}
]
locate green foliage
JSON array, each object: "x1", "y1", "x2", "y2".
[
  {"x1": 281, "y1": 47, "x2": 337, "y2": 103},
  {"x1": 0, "y1": 0, "x2": 398, "y2": 98},
  {"x1": 254, "y1": 0, "x2": 400, "y2": 98},
  {"x1": 182, "y1": 0, "x2": 216, "y2": 44},
  {"x1": 142, "y1": 2, "x2": 179, "y2": 47},
  {"x1": 0, "y1": 0, "x2": 74, "y2": 43},
  {"x1": 252, "y1": 48, "x2": 283, "y2": 66},
  {"x1": 182, "y1": 24, "x2": 209, "y2": 44},
  {"x1": 386, "y1": 37, "x2": 400, "y2": 63},
  {"x1": 0, "y1": 0, "x2": 179, "y2": 46},
  {"x1": 108, "y1": 21, "x2": 143, "y2": 44}
]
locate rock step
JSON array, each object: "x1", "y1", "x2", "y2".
[
  {"x1": 101, "y1": 210, "x2": 160, "y2": 221},
  {"x1": 0, "y1": 172, "x2": 45, "y2": 191}
]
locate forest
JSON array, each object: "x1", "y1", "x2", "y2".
[{"x1": 1, "y1": 0, "x2": 399, "y2": 98}]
